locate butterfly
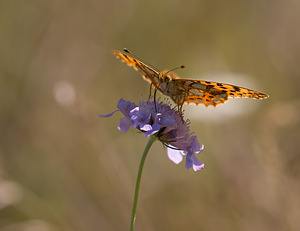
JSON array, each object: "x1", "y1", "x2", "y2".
[{"x1": 112, "y1": 48, "x2": 269, "y2": 111}]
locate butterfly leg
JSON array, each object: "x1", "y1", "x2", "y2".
[
  {"x1": 177, "y1": 102, "x2": 184, "y2": 121},
  {"x1": 153, "y1": 86, "x2": 158, "y2": 112},
  {"x1": 176, "y1": 95, "x2": 186, "y2": 121},
  {"x1": 149, "y1": 83, "x2": 153, "y2": 97}
]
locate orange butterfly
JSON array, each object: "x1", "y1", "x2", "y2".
[{"x1": 112, "y1": 48, "x2": 269, "y2": 110}]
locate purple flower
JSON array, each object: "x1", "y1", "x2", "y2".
[{"x1": 99, "y1": 98, "x2": 205, "y2": 171}]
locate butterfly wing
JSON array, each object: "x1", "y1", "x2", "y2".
[
  {"x1": 171, "y1": 79, "x2": 269, "y2": 107},
  {"x1": 112, "y1": 50, "x2": 160, "y2": 88}
]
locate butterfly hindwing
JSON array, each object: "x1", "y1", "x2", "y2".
[{"x1": 171, "y1": 79, "x2": 268, "y2": 107}]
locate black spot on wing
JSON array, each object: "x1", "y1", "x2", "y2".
[{"x1": 233, "y1": 86, "x2": 240, "y2": 91}]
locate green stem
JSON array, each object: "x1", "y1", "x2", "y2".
[{"x1": 130, "y1": 136, "x2": 156, "y2": 231}]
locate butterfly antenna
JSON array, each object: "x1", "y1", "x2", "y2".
[
  {"x1": 123, "y1": 48, "x2": 160, "y2": 72},
  {"x1": 165, "y1": 65, "x2": 185, "y2": 75}
]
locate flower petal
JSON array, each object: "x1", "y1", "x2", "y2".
[
  {"x1": 140, "y1": 124, "x2": 152, "y2": 131},
  {"x1": 118, "y1": 99, "x2": 137, "y2": 117},
  {"x1": 98, "y1": 110, "x2": 119, "y2": 118},
  {"x1": 193, "y1": 162, "x2": 205, "y2": 171},
  {"x1": 138, "y1": 107, "x2": 152, "y2": 123},
  {"x1": 117, "y1": 117, "x2": 131, "y2": 133},
  {"x1": 129, "y1": 106, "x2": 147, "y2": 129},
  {"x1": 196, "y1": 144, "x2": 205, "y2": 153},
  {"x1": 129, "y1": 107, "x2": 139, "y2": 117},
  {"x1": 185, "y1": 154, "x2": 193, "y2": 169},
  {"x1": 191, "y1": 154, "x2": 205, "y2": 171},
  {"x1": 156, "y1": 113, "x2": 175, "y2": 127},
  {"x1": 190, "y1": 136, "x2": 201, "y2": 152},
  {"x1": 144, "y1": 123, "x2": 160, "y2": 137},
  {"x1": 167, "y1": 147, "x2": 183, "y2": 164}
]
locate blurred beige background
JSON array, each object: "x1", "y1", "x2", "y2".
[{"x1": 1, "y1": 1, "x2": 300, "y2": 231}]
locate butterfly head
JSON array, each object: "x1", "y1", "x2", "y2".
[
  {"x1": 160, "y1": 65, "x2": 185, "y2": 81},
  {"x1": 159, "y1": 70, "x2": 175, "y2": 83}
]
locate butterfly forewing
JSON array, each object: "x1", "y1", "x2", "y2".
[{"x1": 112, "y1": 50, "x2": 160, "y2": 88}]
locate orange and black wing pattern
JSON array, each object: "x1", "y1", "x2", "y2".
[
  {"x1": 112, "y1": 49, "x2": 160, "y2": 88},
  {"x1": 171, "y1": 79, "x2": 269, "y2": 107}
]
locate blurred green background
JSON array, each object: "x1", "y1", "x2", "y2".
[{"x1": 1, "y1": 0, "x2": 300, "y2": 231}]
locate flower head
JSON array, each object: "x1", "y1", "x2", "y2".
[{"x1": 99, "y1": 98, "x2": 204, "y2": 171}]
